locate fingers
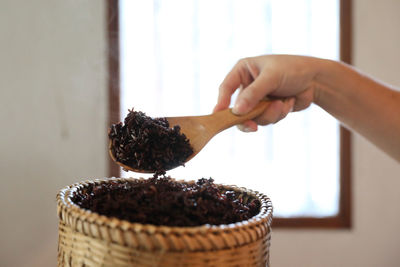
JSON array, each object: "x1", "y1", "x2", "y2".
[
  {"x1": 253, "y1": 100, "x2": 285, "y2": 125},
  {"x1": 232, "y1": 69, "x2": 280, "y2": 115},
  {"x1": 236, "y1": 98, "x2": 295, "y2": 132},
  {"x1": 254, "y1": 98, "x2": 295, "y2": 125},
  {"x1": 237, "y1": 120, "x2": 258, "y2": 132},
  {"x1": 214, "y1": 59, "x2": 259, "y2": 113},
  {"x1": 214, "y1": 61, "x2": 246, "y2": 112},
  {"x1": 292, "y1": 90, "x2": 313, "y2": 111}
]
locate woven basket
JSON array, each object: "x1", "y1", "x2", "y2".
[{"x1": 57, "y1": 177, "x2": 273, "y2": 267}]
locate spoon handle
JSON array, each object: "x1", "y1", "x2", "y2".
[{"x1": 210, "y1": 100, "x2": 273, "y2": 133}]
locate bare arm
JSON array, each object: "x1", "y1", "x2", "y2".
[
  {"x1": 214, "y1": 55, "x2": 400, "y2": 162},
  {"x1": 314, "y1": 59, "x2": 400, "y2": 161}
]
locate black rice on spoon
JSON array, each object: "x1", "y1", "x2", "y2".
[{"x1": 108, "y1": 109, "x2": 193, "y2": 173}]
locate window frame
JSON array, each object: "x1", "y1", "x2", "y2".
[{"x1": 106, "y1": 0, "x2": 352, "y2": 229}]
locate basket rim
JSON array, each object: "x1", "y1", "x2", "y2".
[{"x1": 57, "y1": 177, "x2": 273, "y2": 236}]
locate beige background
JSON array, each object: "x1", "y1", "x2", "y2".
[
  {"x1": 0, "y1": 1, "x2": 107, "y2": 266},
  {"x1": 0, "y1": 0, "x2": 399, "y2": 266}
]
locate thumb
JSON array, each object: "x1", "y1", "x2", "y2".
[{"x1": 232, "y1": 71, "x2": 279, "y2": 115}]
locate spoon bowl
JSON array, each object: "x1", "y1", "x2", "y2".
[{"x1": 109, "y1": 100, "x2": 273, "y2": 173}]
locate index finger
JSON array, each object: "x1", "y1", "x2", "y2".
[{"x1": 213, "y1": 62, "x2": 245, "y2": 112}]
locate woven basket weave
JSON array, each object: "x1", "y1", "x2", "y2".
[{"x1": 57, "y1": 177, "x2": 273, "y2": 267}]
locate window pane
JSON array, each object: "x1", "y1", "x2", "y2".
[{"x1": 119, "y1": 0, "x2": 340, "y2": 217}]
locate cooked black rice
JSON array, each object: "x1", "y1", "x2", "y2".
[{"x1": 71, "y1": 177, "x2": 261, "y2": 226}]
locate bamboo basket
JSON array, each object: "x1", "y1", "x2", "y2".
[{"x1": 57, "y1": 177, "x2": 273, "y2": 267}]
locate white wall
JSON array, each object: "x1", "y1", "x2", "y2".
[
  {"x1": 1, "y1": 0, "x2": 399, "y2": 267},
  {"x1": 0, "y1": 1, "x2": 107, "y2": 266},
  {"x1": 273, "y1": 0, "x2": 400, "y2": 266}
]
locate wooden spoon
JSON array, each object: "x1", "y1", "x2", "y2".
[{"x1": 109, "y1": 100, "x2": 273, "y2": 173}]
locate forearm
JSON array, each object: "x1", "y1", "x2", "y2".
[{"x1": 314, "y1": 59, "x2": 400, "y2": 162}]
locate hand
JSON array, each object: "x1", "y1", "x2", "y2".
[{"x1": 213, "y1": 55, "x2": 320, "y2": 132}]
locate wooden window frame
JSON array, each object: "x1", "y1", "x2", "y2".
[{"x1": 106, "y1": 0, "x2": 352, "y2": 229}]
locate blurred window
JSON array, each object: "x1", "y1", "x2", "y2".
[{"x1": 119, "y1": 0, "x2": 342, "y2": 219}]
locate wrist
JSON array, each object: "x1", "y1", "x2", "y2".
[{"x1": 312, "y1": 58, "x2": 341, "y2": 106}]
